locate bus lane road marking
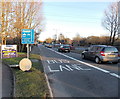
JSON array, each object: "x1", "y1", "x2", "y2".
[
  {"x1": 47, "y1": 48, "x2": 120, "y2": 79},
  {"x1": 47, "y1": 59, "x2": 91, "y2": 72}
]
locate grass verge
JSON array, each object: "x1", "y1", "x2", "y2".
[{"x1": 3, "y1": 53, "x2": 49, "y2": 98}]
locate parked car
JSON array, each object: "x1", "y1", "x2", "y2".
[
  {"x1": 58, "y1": 45, "x2": 70, "y2": 52},
  {"x1": 81, "y1": 45, "x2": 119, "y2": 64}
]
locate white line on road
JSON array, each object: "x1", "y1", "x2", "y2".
[
  {"x1": 48, "y1": 48, "x2": 120, "y2": 79},
  {"x1": 45, "y1": 74, "x2": 53, "y2": 98}
]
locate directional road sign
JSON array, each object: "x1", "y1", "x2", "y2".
[{"x1": 22, "y1": 29, "x2": 34, "y2": 44}]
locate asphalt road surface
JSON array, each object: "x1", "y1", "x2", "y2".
[{"x1": 39, "y1": 45, "x2": 120, "y2": 98}]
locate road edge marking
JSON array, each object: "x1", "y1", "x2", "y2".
[
  {"x1": 39, "y1": 51, "x2": 53, "y2": 98},
  {"x1": 48, "y1": 48, "x2": 120, "y2": 79},
  {"x1": 45, "y1": 74, "x2": 53, "y2": 98}
]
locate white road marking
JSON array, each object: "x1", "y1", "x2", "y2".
[
  {"x1": 110, "y1": 73, "x2": 120, "y2": 78},
  {"x1": 47, "y1": 59, "x2": 69, "y2": 64},
  {"x1": 48, "y1": 64, "x2": 91, "y2": 72},
  {"x1": 47, "y1": 60, "x2": 55, "y2": 64},
  {"x1": 48, "y1": 66, "x2": 60, "y2": 72},
  {"x1": 65, "y1": 65, "x2": 73, "y2": 71},
  {"x1": 59, "y1": 65, "x2": 71, "y2": 71},
  {"x1": 45, "y1": 74, "x2": 53, "y2": 98},
  {"x1": 48, "y1": 48, "x2": 120, "y2": 79},
  {"x1": 71, "y1": 64, "x2": 91, "y2": 71}
]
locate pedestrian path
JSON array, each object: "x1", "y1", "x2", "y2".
[{"x1": 0, "y1": 60, "x2": 13, "y2": 98}]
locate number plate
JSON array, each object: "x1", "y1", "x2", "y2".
[{"x1": 108, "y1": 55, "x2": 116, "y2": 57}]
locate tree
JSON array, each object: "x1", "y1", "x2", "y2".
[
  {"x1": 99, "y1": 36, "x2": 109, "y2": 45},
  {"x1": 102, "y1": 2, "x2": 119, "y2": 45},
  {"x1": 86, "y1": 36, "x2": 100, "y2": 45},
  {"x1": 58, "y1": 33, "x2": 65, "y2": 44},
  {"x1": 72, "y1": 34, "x2": 81, "y2": 46},
  {"x1": 0, "y1": 2, "x2": 13, "y2": 45},
  {"x1": 64, "y1": 38, "x2": 72, "y2": 44},
  {"x1": 0, "y1": 1, "x2": 44, "y2": 52},
  {"x1": 45, "y1": 38, "x2": 53, "y2": 44}
]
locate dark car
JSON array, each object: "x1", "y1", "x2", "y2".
[
  {"x1": 64, "y1": 44, "x2": 75, "y2": 50},
  {"x1": 58, "y1": 45, "x2": 70, "y2": 52},
  {"x1": 81, "y1": 45, "x2": 119, "y2": 64}
]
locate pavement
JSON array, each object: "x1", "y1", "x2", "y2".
[{"x1": 0, "y1": 60, "x2": 14, "y2": 98}]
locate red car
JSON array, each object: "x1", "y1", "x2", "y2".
[{"x1": 58, "y1": 45, "x2": 70, "y2": 52}]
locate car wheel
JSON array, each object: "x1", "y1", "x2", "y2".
[
  {"x1": 95, "y1": 57, "x2": 101, "y2": 64},
  {"x1": 81, "y1": 54, "x2": 85, "y2": 59}
]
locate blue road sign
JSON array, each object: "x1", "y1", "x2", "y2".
[{"x1": 22, "y1": 29, "x2": 34, "y2": 44}]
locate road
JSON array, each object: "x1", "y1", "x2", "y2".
[{"x1": 39, "y1": 45, "x2": 120, "y2": 98}]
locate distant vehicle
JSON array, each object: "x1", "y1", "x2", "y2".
[
  {"x1": 54, "y1": 44, "x2": 61, "y2": 48},
  {"x1": 45, "y1": 44, "x2": 52, "y2": 48},
  {"x1": 81, "y1": 45, "x2": 119, "y2": 64},
  {"x1": 64, "y1": 44, "x2": 75, "y2": 50},
  {"x1": 47, "y1": 44, "x2": 53, "y2": 48},
  {"x1": 58, "y1": 45, "x2": 70, "y2": 52},
  {"x1": 45, "y1": 43, "x2": 48, "y2": 47}
]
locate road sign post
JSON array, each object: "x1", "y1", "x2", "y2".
[
  {"x1": 27, "y1": 44, "x2": 29, "y2": 58},
  {"x1": 22, "y1": 29, "x2": 34, "y2": 59}
]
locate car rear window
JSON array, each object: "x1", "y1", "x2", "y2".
[
  {"x1": 104, "y1": 47, "x2": 118, "y2": 53},
  {"x1": 63, "y1": 46, "x2": 70, "y2": 48}
]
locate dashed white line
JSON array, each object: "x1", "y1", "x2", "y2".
[{"x1": 48, "y1": 48, "x2": 120, "y2": 79}]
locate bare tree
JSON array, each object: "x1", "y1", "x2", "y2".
[
  {"x1": 0, "y1": 0, "x2": 44, "y2": 51},
  {"x1": 102, "y1": 2, "x2": 119, "y2": 45},
  {"x1": 0, "y1": 2, "x2": 13, "y2": 44},
  {"x1": 58, "y1": 33, "x2": 65, "y2": 44},
  {"x1": 72, "y1": 34, "x2": 81, "y2": 46},
  {"x1": 45, "y1": 38, "x2": 53, "y2": 44}
]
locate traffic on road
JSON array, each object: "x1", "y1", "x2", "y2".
[{"x1": 39, "y1": 44, "x2": 120, "y2": 97}]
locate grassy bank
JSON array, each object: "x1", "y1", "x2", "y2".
[{"x1": 3, "y1": 53, "x2": 49, "y2": 98}]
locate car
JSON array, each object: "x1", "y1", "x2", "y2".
[
  {"x1": 47, "y1": 44, "x2": 53, "y2": 48},
  {"x1": 64, "y1": 44, "x2": 75, "y2": 50},
  {"x1": 54, "y1": 44, "x2": 61, "y2": 48},
  {"x1": 45, "y1": 43, "x2": 48, "y2": 47},
  {"x1": 58, "y1": 45, "x2": 70, "y2": 52},
  {"x1": 45, "y1": 44, "x2": 52, "y2": 48},
  {"x1": 81, "y1": 45, "x2": 119, "y2": 64}
]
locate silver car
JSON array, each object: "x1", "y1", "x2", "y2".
[{"x1": 81, "y1": 45, "x2": 119, "y2": 64}]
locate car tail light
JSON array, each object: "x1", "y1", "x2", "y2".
[
  {"x1": 118, "y1": 54, "x2": 120, "y2": 57},
  {"x1": 100, "y1": 51, "x2": 105, "y2": 56}
]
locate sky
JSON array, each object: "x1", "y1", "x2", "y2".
[{"x1": 39, "y1": 1, "x2": 115, "y2": 41}]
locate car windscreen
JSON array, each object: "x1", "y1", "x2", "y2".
[{"x1": 104, "y1": 47, "x2": 118, "y2": 53}]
